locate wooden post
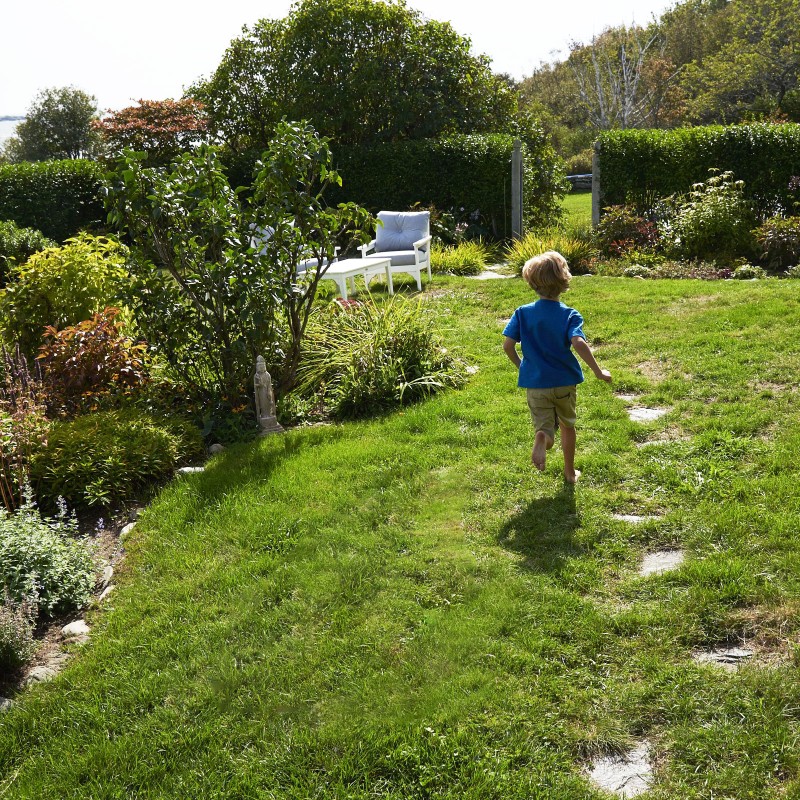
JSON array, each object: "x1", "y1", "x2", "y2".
[
  {"x1": 511, "y1": 139, "x2": 523, "y2": 240},
  {"x1": 591, "y1": 140, "x2": 601, "y2": 227}
]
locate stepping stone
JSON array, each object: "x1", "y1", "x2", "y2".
[
  {"x1": 587, "y1": 741, "x2": 653, "y2": 797},
  {"x1": 639, "y1": 550, "x2": 685, "y2": 576},
  {"x1": 628, "y1": 407, "x2": 669, "y2": 423},
  {"x1": 61, "y1": 620, "x2": 90, "y2": 638},
  {"x1": 612, "y1": 514, "x2": 658, "y2": 524},
  {"x1": 615, "y1": 393, "x2": 639, "y2": 402},
  {"x1": 465, "y1": 365, "x2": 479, "y2": 375},
  {"x1": 472, "y1": 271, "x2": 513, "y2": 280},
  {"x1": 177, "y1": 466, "x2": 205, "y2": 474},
  {"x1": 694, "y1": 647, "x2": 753, "y2": 671},
  {"x1": 25, "y1": 665, "x2": 59, "y2": 685}
]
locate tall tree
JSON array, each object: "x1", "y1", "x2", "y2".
[
  {"x1": 94, "y1": 99, "x2": 208, "y2": 166},
  {"x1": 3, "y1": 87, "x2": 99, "y2": 162},
  {"x1": 191, "y1": 0, "x2": 518, "y2": 151}
]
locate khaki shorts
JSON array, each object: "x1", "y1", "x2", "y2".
[{"x1": 526, "y1": 385, "x2": 577, "y2": 438}]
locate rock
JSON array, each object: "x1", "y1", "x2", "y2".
[
  {"x1": 694, "y1": 648, "x2": 754, "y2": 670},
  {"x1": 639, "y1": 550, "x2": 685, "y2": 576},
  {"x1": 61, "y1": 620, "x2": 90, "y2": 638},
  {"x1": 209, "y1": 443, "x2": 225, "y2": 455},
  {"x1": 177, "y1": 466, "x2": 205, "y2": 475},
  {"x1": 587, "y1": 741, "x2": 653, "y2": 797},
  {"x1": 615, "y1": 393, "x2": 639, "y2": 402},
  {"x1": 628, "y1": 407, "x2": 669, "y2": 423},
  {"x1": 25, "y1": 665, "x2": 58, "y2": 685},
  {"x1": 0, "y1": 697, "x2": 12, "y2": 712},
  {"x1": 612, "y1": 514, "x2": 657, "y2": 524},
  {"x1": 120, "y1": 522, "x2": 136, "y2": 537},
  {"x1": 99, "y1": 585, "x2": 115, "y2": 602},
  {"x1": 102, "y1": 565, "x2": 114, "y2": 587},
  {"x1": 472, "y1": 271, "x2": 513, "y2": 280}
]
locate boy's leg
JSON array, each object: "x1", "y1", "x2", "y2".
[
  {"x1": 526, "y1": 388, "x2": 556, "y2": 472},
  {"x1": 532, "y1": 430, "x2": 554, "y2": 471},
  {"x1": 560, "y1": 421, "x2": 580, "y2": 483}
]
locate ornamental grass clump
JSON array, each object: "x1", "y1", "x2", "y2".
[
  {"x1": 430, "y1": 240, "x2": 494, "y2": 276},
  {"x1": 505, "y1": 230, "x2": 597, "y2": 275},
  {"x1": 295, "y1": 297, "x2": 467, "y2": 418}
]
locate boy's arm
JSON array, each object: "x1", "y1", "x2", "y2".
[
  {"x1": 571, "y1": 336, "x2": 612, "y2": 382},
  {"x1": 503, "y1": 336, "x2": 521, "y2": 369}
]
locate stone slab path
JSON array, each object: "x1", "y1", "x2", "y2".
[
  {"x1": 587, "y1": 741, "x2": 653, "y2": 797},
  {"x1": 639, "y1": 550, "x2": 685, "y2": 576}
]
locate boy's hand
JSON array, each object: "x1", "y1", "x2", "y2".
[{"x1": 595, "y1": 368, "x2": 612, "y2": 383}]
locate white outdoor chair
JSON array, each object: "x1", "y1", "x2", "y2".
[{"x1": 359, "y1": 211, "x2": 432, "y2": 291}]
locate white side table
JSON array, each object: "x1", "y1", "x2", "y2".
[{"x1": 320, "y1": 257, "x2": 392, "y2": 299}]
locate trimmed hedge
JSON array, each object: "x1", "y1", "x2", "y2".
[
  {"x1": 0, "y1": 160, "x2": 105, "y2": 242},
  {"x1": 597, "y1": 124, "x2": 800, "y2": 215},
  {"x1": 227, "y1": 134, "x2": 567, "y2": 239}
]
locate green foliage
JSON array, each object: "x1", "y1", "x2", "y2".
[
  {"x1": 0, "y1": 221, "x2": 55, "y2": 286},
  {"x1": 94, "y1": 99, "x2": 208, "y2": 167},
  {"x1": 0, "y1": 158, "x2": 105, "y2": 242},
  {"x1": 662, "y1": 171, "x2": 757, "y2": 262},
  {"x1": 106, "y1": 123, "x2": 372, "y2": 405},
  {"x1": 753, "y1": 215, "x2": 800, "y2": 270},
  {"x1": 192, "y1": 0, "x2": 518, "y2": 150},
  {"x1": 505, "y1": 230, "x2": 598, "y2": 275},
  {"x1": 593, "y1": 205, "x2": 660, "y2": 257},
  {"x1": 565, "y1": 148, "x2": 594, "y2": 175},
  {"x1": 0, "y1": 497, "x2": 94, "y2": 616},
  {"x1": 596, "y1": 124, "x2": 800, "y2": 217},
  {"x1": 2, "y1": 86, "x2": 99, "y2": 162},
  {"x1": 732, "y1": 263, "x2": 767, "y2": 279},
  {"x1": 0, "y1": 595, "x2": 36, "y2": 672},
  {"x1": 294, "y1": 297, "x2": 467, "y2": 418},
  {"x1": 323, "y1": 133, "x2": 566, "y2": 239},
  {"x1": 30, "y1": 409, "x2": 204, "y2": 509},
  {"x1": 37, "y1": 308, "x2": 148, "y2": 417},
  {"x1": 430, "y1": 240, "x2": 493, "y2": 276},
  {"x1": 0, "y1": 233, "x2": 128, "y2": 357},
  {"x1": 0, "y1": 347, "x2": 49, "y2": 512}
]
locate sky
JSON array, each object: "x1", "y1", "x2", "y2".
[{"x1": 1, "y1": 0, "x2": 675, "y2": 117}]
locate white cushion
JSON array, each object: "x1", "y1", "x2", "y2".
[{"x1": 374, "y1": 211, "x2": 429, "y2": 252}]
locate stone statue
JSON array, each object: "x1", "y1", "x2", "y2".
[{"x1": 254, "y1": 356, "x2": 283, "y2": 435}]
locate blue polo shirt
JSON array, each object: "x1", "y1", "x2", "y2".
[{"x1": 503, "y1": 299, "x2": 585, "y2": 389}]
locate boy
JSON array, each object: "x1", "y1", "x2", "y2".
[{"x1": 502, "y1": 251, "x2": 611, "y2": 483}]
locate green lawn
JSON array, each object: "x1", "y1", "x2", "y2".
[
  {"x1": 561, "y1": 189, "x2": 592, "y2": 229},
  {"x1": 3, "y1": 276, "x2": 800, "y2": 798}
]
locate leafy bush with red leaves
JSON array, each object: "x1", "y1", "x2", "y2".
[
  {"x1": 594, "y1": 205, "x2": 659, "y2": 257},
  {"x1": 37, "y1": 308, "x2": 148, "y2": 417}
]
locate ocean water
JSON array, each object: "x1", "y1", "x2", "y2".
[{"x1": 0, "y1": 119, "x2": 22, "y2": 146}]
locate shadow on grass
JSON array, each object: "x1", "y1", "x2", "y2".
[{"x1": 498, "y1": 483, "x2": 583, "y2": 574}]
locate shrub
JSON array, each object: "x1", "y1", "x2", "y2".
[
  {"x1": 593, "y1": 205, "x2": 659, "y2": 257},
  {"x1": 430, "y1": 240, "x2": 494, "y2": 276},
  {"x1": 0, "y1": 159, "x2": 105, "y2": 242},
  {"x1": 662, "y1": 171, "x2": 757, "y2": 263},
  {"x1": 0, "y1": 346, "x2": 48, "y2": 511},
  {"x1": 732, "y1": 264, "x2": 766, "y2": 279},
  {"x1": 294, "y1": 297, "x2": 467, "y2": 419},
  {"x1": 505, "y1": 230, "x2": 598, "y2": 275},
  {"x1": 37, "y1": 308, "x2": 148, "y2": 417},
  {"x1": 753, "y1": 216, "x2": 800, "y2": 270},
  {"x1": 309, "y1": 133, "x2": 566, "y2": 238},
  {"x1": 0, "y1": 497, "x2": 95, "y2": 616},
  {"x1": 0, "y1": 220, "x2": 55, "y2": 286},
  {"x1": 0, "y1": 233, "x2": 129, "y2": 357},
  {"x1": 0, "y1": 594, "x2": 36, "y2": 672},
  {"x1": 596, "y1": 124, "x2": 800, "y2": 217},
  {"x1": 565, "y1": 148, "x2": 593, "y2": 175},
  {"x1": 30, "y1": 409, "x2": 204, "y2": 509}
]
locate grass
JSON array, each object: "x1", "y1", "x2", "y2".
[
  {"x1": 561, "y1": 190, "x2": 592, "y2": 229},
  {"x1": 4, "y1": 276, "x2": 800, "y2": 797}
]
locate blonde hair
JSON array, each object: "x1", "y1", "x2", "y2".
[{"x1": 522, "y1": 251, "x2": 571, "y2": 298}]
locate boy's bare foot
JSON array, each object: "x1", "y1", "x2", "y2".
[
  {"x1": 532, "y1": 432, "x2": 549, "y2": 471},
  {"x1": 564, "y1": 469, "x2": 582, "y2": 484}
]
